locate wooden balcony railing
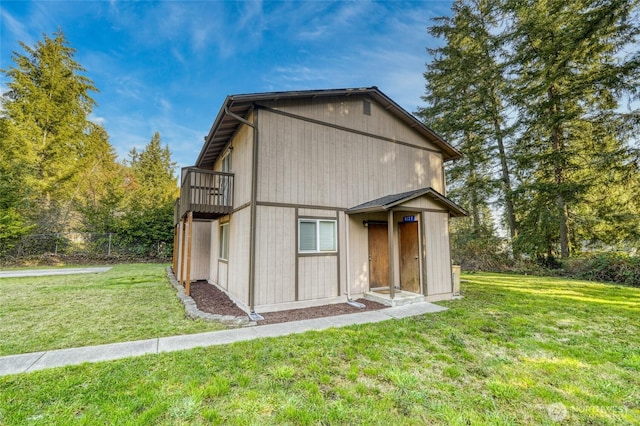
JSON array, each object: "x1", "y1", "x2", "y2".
[{"x1": 178, "y1": 167, "x2": 234, "y2": 221}]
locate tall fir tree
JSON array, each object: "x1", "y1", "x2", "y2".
[
  {"x1": 117, "y1": 132, "x2": 178, "y2": 255},
  {"x1": 418, "y1": 0, "x2": 515, "y2": 266},
  {"x1": 1, "y1": 30, "x2": 99, "y2": 234},
  {"x1": 505, "y1": 0, "x2": 640, "y2": 258},
  {"x1": 422, "y1": 0, "x2": 640, "y2": 262}
]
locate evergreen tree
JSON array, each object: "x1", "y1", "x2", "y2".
[
  {"x1": 117, "y1": 132, "x2": 178, "y2": 256},
  {"x1": 505, "y1": 0, "x2": 640, "y2": 258},
  {"x1": 1, "y1": 30, "x2": 99, "y2": 233},
  {"x1": 126, "y1": 132, "x2": 178, "y2": 211},
  {"x1": 418, "y1": 0, "x2": 498, "y2": 233},
  {"x1": 422, "y1": 0, "x2": 640, "y2": 262},
  {"x1": 418, "y1": 0, "x2": 515, "y2": 267},
  {"x1": 74, "y1": 124, "x2": 128, "y2": 233}
]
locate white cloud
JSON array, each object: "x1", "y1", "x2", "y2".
[{"x1": 0, "y1": 8, "x2": 33, "y2": 47}]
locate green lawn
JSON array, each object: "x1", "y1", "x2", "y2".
[
  {"x1": 1, "y1": 273, "x2": 639, "y2": 425},
  {"x1": 0, "y1": 263, "x2": 224, "y2": 355}
]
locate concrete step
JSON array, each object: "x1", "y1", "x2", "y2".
[{"x1": 364, "y1": 290, "x2": 425, "y2": 307}]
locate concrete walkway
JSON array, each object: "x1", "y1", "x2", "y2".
[
  {"x1": 0, "y1": 302, "x2": 447, "y2": 377},
  {"x1": 0, "y1": 267, "x2": 112, "y2": 278}
]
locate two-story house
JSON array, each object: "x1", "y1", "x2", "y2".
[{"x1": 173, "y1": 87, "x2": 465, "y2": 315}]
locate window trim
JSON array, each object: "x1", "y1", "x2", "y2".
[
  {"x1": 298, "y1": 219, "x2": 337, "y2": 254},
  {"x1": 219, "y1": 222, "x2": 229, "y2": 260}
]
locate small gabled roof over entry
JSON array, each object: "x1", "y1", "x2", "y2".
[{"x1": 346, "y1": 187, "x2": 467, "y2": 217}]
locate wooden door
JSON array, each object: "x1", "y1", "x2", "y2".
[
  {"x1": 368, "y1": 224, "x2": 389, "y2": 289},
  {"x1": 399, "y1": 221, "x2": 420, "y2": 293}
]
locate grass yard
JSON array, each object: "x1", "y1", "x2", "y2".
[
  {"x1": 1, "y1": 273, "x2": 639, "y2": 425},
  {"x1": 0, "y1": 264, "x2": 225, "y2": 356}
]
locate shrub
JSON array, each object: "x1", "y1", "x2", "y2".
[{"x1": 568, "y1": 253, "x2": 640, "y2": 287}]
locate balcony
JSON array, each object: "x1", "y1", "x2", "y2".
[{"x1": 177, "y1": 167, "x2": 234, "y2": 222}]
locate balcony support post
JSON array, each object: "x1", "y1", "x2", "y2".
[
  {"x1": 172, "y1": 224, "x2": 178, "y2": 273},
  {"x1": 180, "y1": 217, "x2": 187, "y2": 286},
  {"x1": 185, "y1": 211, "x2": 193, "y2": 296}
]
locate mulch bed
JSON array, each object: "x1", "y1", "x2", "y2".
[{"x1": 189, "y1": 281, "x2": 386, "y2": 325}]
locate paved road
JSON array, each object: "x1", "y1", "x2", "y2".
[{"x1": 0, "y1": 267, "x2": 112, "y2": 278}]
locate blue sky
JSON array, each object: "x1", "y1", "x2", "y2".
[{"x1": 1, "y1": 0, "x2": 452, "y2": 169}]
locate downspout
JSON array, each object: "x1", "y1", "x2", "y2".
[
  {"x1": 345, "y1": 214, "x2": 351, "y2": 300},
  {"x1": 224, "y1": 105, "x2": 261, "y2": 317}
]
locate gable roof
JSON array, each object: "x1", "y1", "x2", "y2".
[
  {"x1": 346, "y1": 187, "x2": 467, "y2": 217},
  {"x1": 195, "y1": 87, "x2": 461, "y2": 168}
]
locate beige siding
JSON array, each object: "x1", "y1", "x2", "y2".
[
  {"x1": 298, "y1": 256, "x2": 338, "y2": 300},
  {"x1": 401, "y1": 197, "x2": 446, "y2": 211},
  {"x1": 263, "y1": 96, "x2": 440, "y2": 151},
  {"x1": 257, "y1": 107, "x2": 444, "y2": 208},
  {"x1": 423, "y1": 211, "x2": 452, "y2": 296},
  {"x1": 227, "y1": 208, "x2": 251, "y2": 306},
  {"x1": 347, "y1": 215, "x2": 369, "y2": 294},
  {"x1": 337, "y1": 211, "x2": 347, "y2": 297},
  {"x1": 190, "y1": 221, "x2": 211, "y2": 280},
  {"x1": 254, "y1": 206, "x2": 296, "y2": 306},
  {"x1": 213, "y1": 112, "x2": 254, "y2": 207},
  {"x1": 175, "y1": 219, "x2": 210, "y2": 282},
  {"x1": 299, "y1": 208, "x2": 337, "y2": 218},
  {"x1": 210, "y1": 220, "x2": 220, "y2": 286},
  {"x1": 346, "y1": 212, "x2": 388, "y2": 294}
]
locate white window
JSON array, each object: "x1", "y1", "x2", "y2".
[
  {"x1": 219, "y1": 223, "x2": 229, "y2": 260},
  {"x1": 298, "y1": 219, "x2": 337, "y2": 253}
]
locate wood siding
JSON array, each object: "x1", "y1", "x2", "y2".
[
  {"x1": 298, "y1": 256, "x2": 339, "y2": 300},
  {"x1": 347, "y1": 212, "x2": 387, "y2": 294},
  {"x1": 261, "y1": 96, "x2": 441, "y2": 151},
  {"x1": 226, "y1": 208, "x2": 251, "y2": 305},
  {"x1": 400, "y1": 197, "x2": 446, "y2": 211},
  {"x1": 299, "y1": 208, "x2": 338, "y2": 218},
  {"x1": 254, "y1": 206, "x2": 296, "y2": 306},
  {"x1": 175, "y1": 220, "x2": 211, "y2": 282},
  {"x1": 256, "y1": 101, "x2": 444, "y2": 209},
  {"x1": 190, "y1": 221, "x2": 211, "y2": 280},
  {"x1": 423, "y1": 211, "x2": 452, "y2": 296},
  {"x1": 213, "y1": 111, "x2": 254, "y2": 207},
  {"x1": 210, "y1": 220, "x2": 220, "y2": 286}
]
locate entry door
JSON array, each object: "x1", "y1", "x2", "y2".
[
  {"x1": 368, "y1": 224, "x2": 389, "y2": 289},
  {"x1": 399, "y1": 221, "x2": 420, "y2": 293}
]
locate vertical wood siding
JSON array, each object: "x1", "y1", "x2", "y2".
[
  {"x1": 298, "y1": 256, "x2": 338, "y2": 300},
  {"x1": 347, "y1": 212, "x2": 389, "y2": 294},
  {"x1": 175, "y1": 220, "x2": 210, "y2": 282},
  {"x1": 299, "y1": 208, "x2": 337, "y2": 218},
  {"x1": 423, "y1": 211, "x2": 453, "y2": 295},
  {"x1": 190, "y1": 221, "x2": 211, "y2": 280},
  {"x1": 257, "y1": 103, "x2": 444, "y2": 208},
  {"x1": 263, "y1": 96, "x2": 440, "y2": 151},
  {"x1": 213, "y1": 112, "x2": 254, "y2": 207},
  {"x1": 254, "y1": 206, "x2": 296, "y2": 305},
  {"x1": 227, "y1": 208, "x2": 251, "y2": 305},
  {"x1": 210, "y1": 220, "x2": 220, "y2": 286}
]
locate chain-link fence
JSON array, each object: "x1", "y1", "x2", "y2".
[{"x1": 1, "y1": 232, "x2": 173, "y2": 261}]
